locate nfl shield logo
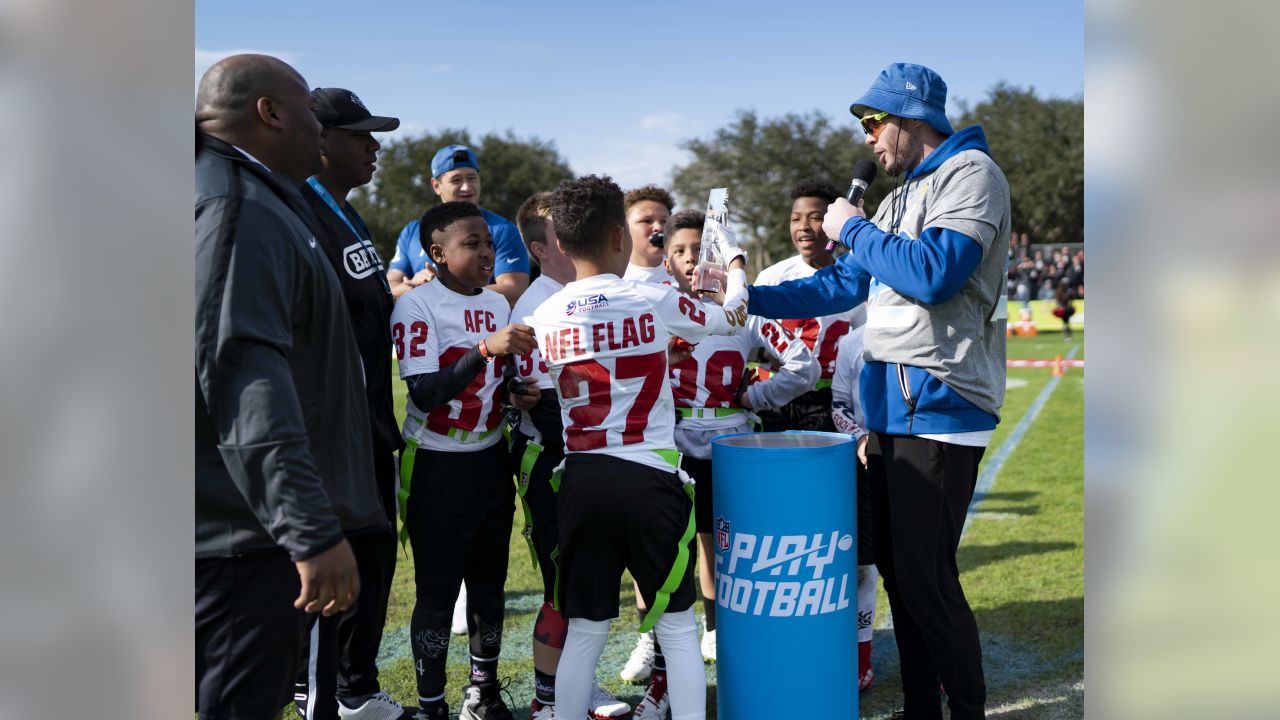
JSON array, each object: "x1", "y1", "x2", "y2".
[{"x1": 715, "y1": 516, "x2": 730, "y2": 552}]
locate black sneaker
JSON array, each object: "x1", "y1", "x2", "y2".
[{"x1": 459, "y1": 682, "x2": 514, "y2": 720}]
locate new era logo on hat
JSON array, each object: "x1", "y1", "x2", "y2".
[
  {"x1": 905, "y1": 81, "x2": 917, "y2": 91},
  {"x1": 312, "y1": 87, "x2": 400, "y2": 132}
]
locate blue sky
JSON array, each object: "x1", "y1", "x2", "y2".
[{"x1": 196, "y1": 0, "x2": 1082, "y2": 190}]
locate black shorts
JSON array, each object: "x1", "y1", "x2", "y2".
[
  {"x1": 511, "y1": 432, "x2": 564, "y2": 600},
  {"x1": 196, "y1": 551, "x2": 307, "y2": 720},
  {"x1": 679, "y1": 454, "x2": 715, "y2": 534},
  {"x1": 404, "y1": 440, "x2": 514, "y2": 610},
  {"x1": 555, "y1": 454, "x2": 696, "y2": 621}
]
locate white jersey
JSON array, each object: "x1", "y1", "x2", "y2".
[
  {"x1": 392, "y1": 280, "x2": 510, "y2": 451},
  {"x1": 755, "y1": 254, "x2": 867, "y2": 385},
  {"x1": 831, "y1": 324, "x2": 868, "y2": 441},
  {"x1": 672, "y1": 304, "x2": 818, "y2": 459},
  {"x1": 526, "y1": 273, "x2": 749, "y2": 472},
  {"x1": 510, "y1": 274, "x2": 564, "y2": 443},
  {"x1": 623, "y1": 261, "x2": 677, "y2": 286}
]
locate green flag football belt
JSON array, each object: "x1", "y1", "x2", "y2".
[
  {"x1": 515, "y1": 439, "x2": 542, "y2": 570},
  {"x1": 677, "y1": 406, "x2": 744, "y2": 419},
  {"x1": 395, "y1": 416, "x2": 501, "y2": 552}
]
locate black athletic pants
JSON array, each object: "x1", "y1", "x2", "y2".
[
  {"x1": 866, "y1": 433, "x2": 987, "y2": 720},
  {"x1": 405, "y1": 441, "x2": 514, "y2": 703},
  {"x1": 294, "y1": 453, "x2": 398, "y2": 719},
  {"x1": 196, "y1": 551, "x2": 306, "y2": 720}
]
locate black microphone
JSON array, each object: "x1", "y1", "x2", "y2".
[
  {"x1": 648, "y1": 231, "x2": 665, "y2": 248},
  {"x1": 825, "y1": 159, "x2": 878, "y2": 253}
]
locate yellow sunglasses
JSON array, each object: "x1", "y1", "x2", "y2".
[{"x1": 860, "y1": 111, "x2": 890, "y2": 136}]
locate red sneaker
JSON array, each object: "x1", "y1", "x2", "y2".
[{"x1": 858, "y1": 640, "x2": 874, "y2": 691}]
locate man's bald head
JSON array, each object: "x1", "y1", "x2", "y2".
[
  {"x1": 195, "y1": 54, "x2": 323, "y2": 182},
  {"x1": 196, "y1": 54, "x2": 306, "y2": 129}
]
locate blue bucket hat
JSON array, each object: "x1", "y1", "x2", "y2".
[
  {"x1": 431, "y1": 144, "x2": 480, "y2": 177},
  {"x1": 850, "y1": 63, "x2": 953, "y2": 136}
]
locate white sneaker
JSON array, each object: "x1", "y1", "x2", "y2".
[
  {"x1": 588, "y1": 684, "x2": 630, "y2": 719},
  {"x1": 700, "y1": 626, "x2": 716, "y2": 663},
  {"x1": 530, "y1": 701, "x2": 556, "y2": 719},
  {"x1": 451, "y1": 585, "x2": 468, "y2": 635},
  {"x1": 630, "y1": 675, "x2": 669, "y2": 720},
  {"x1": 619, "y1": 632, "x2": 655, "y2": 683},
  {"x1": 337, "y1": 691, "x2": 407, "y2": 720}
]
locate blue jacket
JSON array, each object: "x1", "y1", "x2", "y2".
[{"x1": 748, "y1": 126, "x2": 1000, "y2": 436}]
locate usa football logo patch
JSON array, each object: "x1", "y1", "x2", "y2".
[
  {"x1": 565, "y1": 293, "x2": 608, "y2": 315},
  {"x1": 715, "y1": 516, "x2": 731, "y2": 552}
]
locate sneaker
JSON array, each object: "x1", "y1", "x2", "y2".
[
  {"x1": 857, "y1": 640, "x2": 873, "y2": 692},
  {"x1": 451, "y1": 586, "x2": 469, "y2": 635},
  {"x1": 630, "y1": 674, "x2": 669, "y2": 720},
  {"x1": 588, "y1": 684, "x2": 630, "y2": 719},
  {"x1": 700, "y1": 626, "x2": 716, "y2": 663},
  {"x1": 410, "y1": 704, "x2": 449, "y2": 720},
  {"x1": 337, "y1": 691, "x2": 408, "y2": 720},
  {"x1": 530, "y1": 700, "x2": 556, "y2": 719},
  {"x1": 459, "y1": 683, "x2": 514, "y2": 720},
  {"x1": 619, "y1": 632, "x2": 655, "y2": 683}
]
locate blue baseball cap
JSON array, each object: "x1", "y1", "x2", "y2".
[
  {"x1": 431, "y1": 144, "x2": 479, "y2": 177},
  {"x1": 850, "y1": 63, "x2": 954, "y2": 136}
]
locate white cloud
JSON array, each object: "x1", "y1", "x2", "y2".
[
  {"x1": 194, "y1": 48, "x2": 301, "y2": 88},
  {"x1": 571, "y1": 140, "x2": 690, "y2": 195},
  {"x1": 639, "y1": 112, "x2": 684, "y2": 135}
]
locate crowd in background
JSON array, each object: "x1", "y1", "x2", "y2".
[{"x1": 1007, "y1": 231, "x2": 1084, "y2": 303}]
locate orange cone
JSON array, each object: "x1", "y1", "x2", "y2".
[{"x1": 1052, "y1": 355, "x2": 1063, "y2": 377}]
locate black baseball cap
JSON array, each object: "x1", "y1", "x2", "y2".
[{"x1": 312, "y1": 87, "x2": 400, "y2": 132}]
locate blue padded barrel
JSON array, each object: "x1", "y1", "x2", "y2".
[{"x1": 711, "y1": 431, "x2": 857, "y2": 717}]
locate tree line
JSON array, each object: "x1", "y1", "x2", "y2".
[{"x1": 356, "y1": 85, "x2": 1082, "y2": 277}]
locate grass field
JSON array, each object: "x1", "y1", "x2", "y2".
[{"x1": 296, "y1": 330, "x2": 1083, "y2": 719}]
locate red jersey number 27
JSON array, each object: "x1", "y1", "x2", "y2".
[{"x1": 558, "y1": 350, "x2": 665, "y2": 451}]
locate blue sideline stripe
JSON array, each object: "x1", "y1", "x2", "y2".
[
  {"x1": 878, "y1": 344, "x2": 1080, "y2": 631},
  {"x1": 960, "y1": 344, "x2": 1080, "y2": 538}
]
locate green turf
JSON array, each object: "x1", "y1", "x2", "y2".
[{"x1": 293, "y1": 331, "x2": 1083, "y2": 718}]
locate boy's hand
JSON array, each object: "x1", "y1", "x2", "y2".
[
  {"x1": 485, "y1": 323, "x2": 536, "y2": 356},
  {"x1": 857, "y1": 434, "x2": 870, "y2": 468},
  {"x1": 509, "y1": 377, "x2": 541, "y2": 410},
  {"x1": 407, "y1": 266, "x2": 436, "y2": 287},
  {"x1": 668, "y1": 337, "x2": 694, "y2": 366}
]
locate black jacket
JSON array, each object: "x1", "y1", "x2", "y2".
[
  {"x1": 195, "y1": 132, "x2": 387, "y2": 561},
  {"x1": 299, "y1": 184, "x2": 403, "y2": 460}
]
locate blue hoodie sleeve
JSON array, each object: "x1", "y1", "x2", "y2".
[
  {"x1": 747, "y1": 253, "x2": 871, "y2": 320},
  {"x1": 841, "y1": 217, "x2": 983, "y2": 305}
]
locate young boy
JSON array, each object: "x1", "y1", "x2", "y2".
[
  {"x1": 509, "y1": 192, "x2": 630, "y2": 720},
  {"x1": 526, "y1": 175, "x2": 749, "y2": 720},
  {"x1": 617, "y1": 184, "x2": 678, "y2": 687},
  {"x1": 831, "y1": 324, "x2": 879, "y2": 692},
  {"x1": 621, "y1": 184, "x2": 678, "y2": 286},
  {"x1": 663, "y1": 210, "x2": 819, "y2": 670},
  {"x1": 392, "y1": 201, "x2": 540, "y2": 720},
  {"x1": 754, "y1": 179, "x2": 866, "y2": 432}
]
